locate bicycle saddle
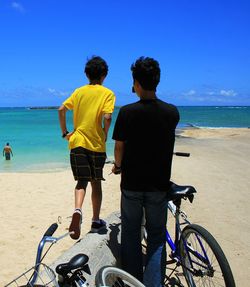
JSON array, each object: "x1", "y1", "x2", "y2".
[
  {"x1": 169, "y1": 183, "x2": 197, "y2": 203},
  {"x1": 56, "y1": 253, "x2": 91, "y2": 275}
]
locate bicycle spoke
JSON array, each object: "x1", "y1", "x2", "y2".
[{"x1": 179, "y1": 224, "x2": 235, "y2": 287}]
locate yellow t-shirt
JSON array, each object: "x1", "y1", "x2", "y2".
[{"x1": 63, "y1": 84, "x2": 115, "y2": 152}]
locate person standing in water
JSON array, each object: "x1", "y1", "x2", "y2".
[{"x1": 3, "y1": 143, "x2": 13, "y2": 160}]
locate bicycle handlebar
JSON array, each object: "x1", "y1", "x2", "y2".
[
  {"x1": 174, "y1": 152, "x2": 190, "y2": 157},
  {"x1": 30, "y1": 223, "x2": 72, "y2": 285},
  {"x1": 43, "y1": 223, "x2": 58, "y2": 237}
]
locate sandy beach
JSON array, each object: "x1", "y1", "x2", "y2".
[{"x1": 1, "y1": 128, "x2": 250, "y2": 286}]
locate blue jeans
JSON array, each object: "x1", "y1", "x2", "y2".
[{"x1": 121, "y1": 189, "x2": 168, "y2": 287}]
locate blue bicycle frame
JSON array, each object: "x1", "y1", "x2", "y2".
[{"x1": 166, "y1": 200, "x2": 212, "y2": 277}]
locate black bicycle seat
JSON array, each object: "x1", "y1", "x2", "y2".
[
  {"x1": 56, "y1": 253, "x2": 91, "y2": 275},
  {"x1": 168, "y1": 183, "x2": 197, "y2": 203}
]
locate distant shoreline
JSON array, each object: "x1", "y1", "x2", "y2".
[
  {"x1": 0, "y1": 105, "x2": 249, "y2": 109},
  {"x1": 27, "y1": 106, "x2": 59, "y2": 110}
]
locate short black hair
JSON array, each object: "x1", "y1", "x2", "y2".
[
  {"x1": 84, "y1": 56, "x2": 108, "y2": 81},
  {"x1": 131, "y1": 57, "x2": 160, "y2": 91}
]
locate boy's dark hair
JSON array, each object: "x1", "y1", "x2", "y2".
[
  {"x1": 131, "y1": 57, "x2": 160, "y2": 91},
  {"x1": 84, "y1": 56, "x2": 108, "y2": 81}
]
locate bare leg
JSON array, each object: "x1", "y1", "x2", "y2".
[
  {"x1": 69, "y1": 181, "x2": 88, "y2": 240},
  {"x1": 91, "y1": 180, "x2": 102, "y2": 221},
  {"x1": 74, "y1": 181, "x2": 88, "y2": 209},
  {"x1": 75, "y1": 188, "x2": 86, "y2": 209}
]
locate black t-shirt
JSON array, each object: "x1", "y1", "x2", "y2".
[{"x1": 112, "y1": 98, "x2": 180, "y2": 191}]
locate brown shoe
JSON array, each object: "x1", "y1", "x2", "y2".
[{"x1": 69, "y1": 210, "x2": 82, "y2": 240}]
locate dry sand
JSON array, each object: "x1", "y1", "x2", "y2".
[{"x1": 1, "y1": 128, "x2": 249, "y2": 286}]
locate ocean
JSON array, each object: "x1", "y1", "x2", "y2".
[{"x1": 1, "y1": 106, "x2": 249, "y2": 172}]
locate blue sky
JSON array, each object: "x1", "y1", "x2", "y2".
[{"x1": 0, "y1": 0, "x2": 249, "y2": 107}]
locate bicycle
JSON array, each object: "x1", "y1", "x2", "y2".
[
  {"x1": 142, "y1": 152, "x2": 236, "y2": 287},
  {"x1": 5, "y1": 222, "x2": 145, "y2": 287}
]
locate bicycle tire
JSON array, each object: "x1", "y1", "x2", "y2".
[
  {"x1": 179, "y1": 224, "x2": 235, "y2": 287},
  {"x1": 95, "y1": 266, "x2": 145, "y2": 287}
]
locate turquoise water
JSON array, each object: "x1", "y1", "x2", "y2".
[
  {"x1": 178, "y1": 106, "x2": 250, "y2": 128},
  {"x1": 1, "y1": 106, "x2": 249, "y2": 172}
]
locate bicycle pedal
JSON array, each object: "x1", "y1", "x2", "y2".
[{"x1": 167, "y1": 277, "x2": 184, "y2": 287}]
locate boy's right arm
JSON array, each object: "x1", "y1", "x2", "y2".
[
  {"x1": 111, "y1": 140, "x2": 124, "y2": 174},
  {"x1": 103, "y1": 113, "x2": 112, "y2": 142},
  {"x1": 58, "y1": 105, "x2": 69, "y2": 138}
]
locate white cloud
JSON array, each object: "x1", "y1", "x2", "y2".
[
  {"x1": 206, "y1": 91, "x2": 216, "y2": 96},
  {"x1": 48, "y1": 88, "x2": 56, "y2": 93},
  {"x1": 182, "y1": 89, "x2": 196, "y2": 96},
  {"x1": 11, "y1": 2, "x2": 25, "y2": 13},
  {"x1": 59, "y1": 91, "x2": 69, "y2": 97},
  {"x1": 48, "y1": 88, "x2": 69, "y2": 97},
  {"x1": 220, "y1": 89, "x2": 237, "y2": 97}
]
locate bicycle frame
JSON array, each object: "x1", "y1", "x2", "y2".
[
  {"x1": 166, "y1": 200, "x2": 190, "y2": 259},
  {"x1": 166, "y1": 199, "x2": 213, "y2": 278}
]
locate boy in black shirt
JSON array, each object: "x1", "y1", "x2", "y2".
[{"x1": 112, "y1": 57, "x2": 179, "y2": 286}]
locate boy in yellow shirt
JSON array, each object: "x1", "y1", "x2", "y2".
[{"x1": 58, "y1": 56, "x2": 115, "y2": 239}]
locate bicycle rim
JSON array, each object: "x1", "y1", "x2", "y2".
[
  {"x1": 180, "y1": 224, "x2": 235, "y2": 287},
  {"x1": 95, "y1": 266, "x2": 145, "y2": 287}
]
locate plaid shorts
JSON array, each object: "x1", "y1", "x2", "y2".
[{"x1": 70, "y1": 147, "x2": 106, "y2": 181}]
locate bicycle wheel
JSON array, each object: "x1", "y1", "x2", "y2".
[
  {"x1": 179, "y1": 224, "x2": 235, "y2": 287},
  {"x1": 95, "y1": 266, "x2": 145, "y2": 287}
]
